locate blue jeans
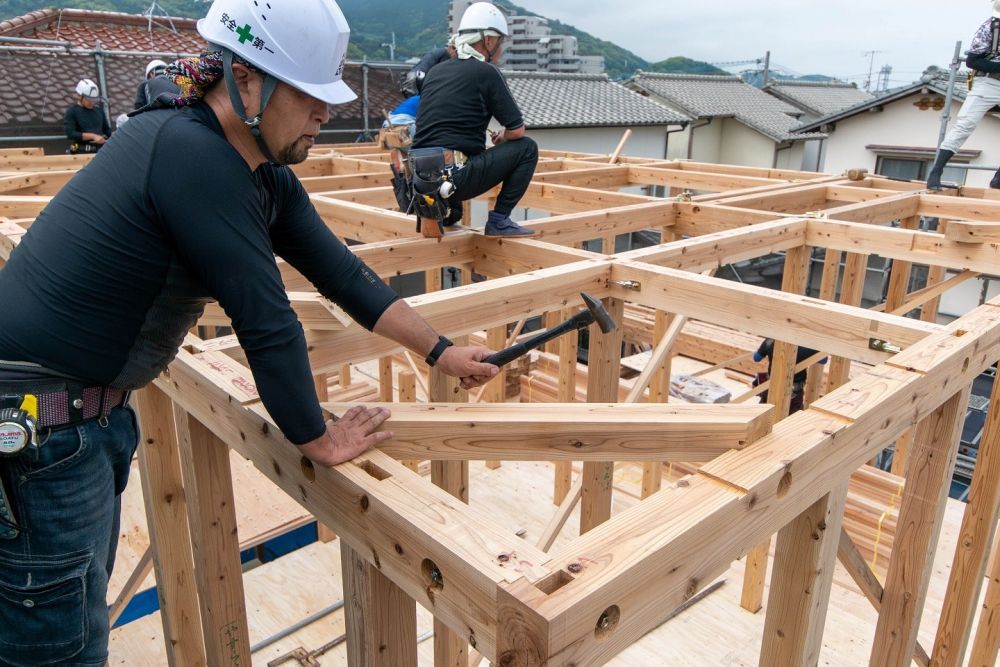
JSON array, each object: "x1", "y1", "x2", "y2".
[{"x1": 0, "y1": 406, "x2": 139, "y2": 667}]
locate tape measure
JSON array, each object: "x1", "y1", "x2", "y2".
[{"x1": 0, "y1": 396, "x2": 38, "y2": 457}]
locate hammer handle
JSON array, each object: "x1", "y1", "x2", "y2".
[{"x1": 483, "y1": 343, "x2": 528, "y2": 368}]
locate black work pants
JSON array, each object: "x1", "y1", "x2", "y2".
[{"x1": 449, "y1": 137, "x2": 538, "y2": 219}]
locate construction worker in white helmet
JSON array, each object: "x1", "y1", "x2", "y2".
[
  {"x1": 132, "y1": 57, "x2": 180, "y2": 110},
  {"x1": 927, "y1": 0, "x2": 1000, "y2": 190},
  {"x1": 63, "y1": 77, "x2": 109, "y2": 153},
  {"x1": 0, "y1": 1, "x2": 498, "y2": 664},
  {"x1": 411, "y1": 1, "x2": 539, "y2": 237}
]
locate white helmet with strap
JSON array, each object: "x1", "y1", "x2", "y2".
[
  {"x1": 993, "y1": 0, "x2": 1000, "y2": 19},
  {"x1": 197, "y1": 0, "x2": 356, "y2": 105},
  {"x1": 458, "y1": 2, "x2": 508, "y2": 37},
  {"x1": 145, "y1": 59, "x2": 169, "y2": 77},
  {"x1": 75, "y1": 79, "x2": 99, "y2": 100}
]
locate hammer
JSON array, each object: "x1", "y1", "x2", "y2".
[{"x1": 483, "y1": 293, "x2": 617, "y2": 368}]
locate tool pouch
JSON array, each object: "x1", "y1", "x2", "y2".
[{"x1": 405, "y1": 148, "x2": 452, "y2": 222}]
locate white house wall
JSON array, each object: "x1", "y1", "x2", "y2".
[
  {"x1": 718, "y1": 119, "x2": 777, "y2": 168},
  {"x1": 819, "y1": 92, "x2": 1000, "y2": 188}
]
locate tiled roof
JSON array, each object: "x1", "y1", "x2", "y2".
[
  {"x1": 628, "y1": 72, "x2": 825, "y2": 142},
  {"x1": 503, "y1": 71, "x2": 688, "y2": 128},
  {"x1": 0, "y1": 8, "x2": 203, "y2": 53},
  {"x1": 795, "y1": 70, "x2": 972, "y2": 133},
  {"x1": 764, "y1": 80, "x2": 874, "y2": 117},
  {"x1": 0, "y1": 9, "x2": 402, "y2": 142}
]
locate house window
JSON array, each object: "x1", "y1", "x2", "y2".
[{"x1": 875, "y1": 156, "x2": 967, "y2": 185}]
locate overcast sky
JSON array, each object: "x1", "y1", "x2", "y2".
[{"x1": 520, "y1": 0, "x2": 991, "y2": 87}]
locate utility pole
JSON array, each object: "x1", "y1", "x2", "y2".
[
  {"x1": 381, "y1": 31, "x2": 396, "y2": 61},
  {"x1": 863, "y1": 50, "x2": 883, "y2": 91},
  {"x1": 762, "y1": 50, "x2": 771, "y2": 87}
]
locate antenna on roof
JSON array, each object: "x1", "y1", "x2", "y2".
[{"x1": 142, "y1": 2, "x2": 179, "y2": 35}]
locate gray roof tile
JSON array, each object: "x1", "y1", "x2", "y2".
[
  {"x1": 765, "y1": 80, "x2": 874, "y2": 117},
  {"x1": 503, "y1": 71, "x2": 689, "y2": 129},
  {"x1": 628, "y1": 72, "x2": 825, "y2": 141}
]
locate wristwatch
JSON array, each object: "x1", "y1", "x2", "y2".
[{"x1": 425, "y1": 335, "x2": 453, "y2": 367}]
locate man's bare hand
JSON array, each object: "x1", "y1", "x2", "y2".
[
  {"x1": 436, "y1": 345, "x2": 499, "y2": 389},
  {"x1": 298, "y1": 405, "x2": 392, "y2": 467}
]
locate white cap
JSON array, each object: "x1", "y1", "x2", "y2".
[
  {"x1": 993, "y1": 0, "x2": 1000, "y2": 18},
  {"x1": 75, "y1": 78, "x2": 99, "y2": 100},
  {"x1": 458, "y1": 2, "x2": 508, "y2": 37},
  {"x1": 145, "y1": 59, "x2": 169, "y2": 77},
  {"x1": 197, "y1": 0, "x2": 357, "y2": 105}
]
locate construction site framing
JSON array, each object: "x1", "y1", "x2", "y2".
[{"x1": 3, "y1": 143, "x2": 1000, "y2": 667}]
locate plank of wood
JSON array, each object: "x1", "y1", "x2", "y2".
[
  {"x1": 133, "y1": 386, "x2": 207, "y2": 667},
  {"x1": 177, "y1": 410, "x2": 251, "y2": 665},
  {"x1": 759, "y1": 481, "x2": 849, "y2": 665},
  {"x1": 581, "y1": 297, "x2": 625, "y2": 534},
  {"x1": 341, "y1": 541, "x2": 417, "y2": 666},
  {"x1": 538, "y1": 480, "x2": 583, "y2": 552},
  {"x1": 870, "y1": 388, "x2": 971, "y2": 666}
]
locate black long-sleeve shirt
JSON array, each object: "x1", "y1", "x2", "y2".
[
  {"x1": 63, "y1": 103, "x2": 109, "y2": 143},
  {"x1": 0, "y1": 103, "x2": 399, "y2": 444}
]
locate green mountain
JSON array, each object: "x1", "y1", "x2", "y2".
[
  {"x1": 0, "y1": 0, "x2": 716, "y2": 79},
  {"x1": 647, "y1": 57, "x2": 728, "y2": 76}
]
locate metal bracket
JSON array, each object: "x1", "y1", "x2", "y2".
[
  {"x1": 673, "y1": 190, "x2": 693, "y2": 202},
  {"x1": 803, "y1": 211, "x2": 827, "y2": 219},
  {"x1": 869, "y1": 338, "x2": 902, "y2": 354},
  {"x1": 609, "y1": 279, "x2": 642, "y2": 291}
]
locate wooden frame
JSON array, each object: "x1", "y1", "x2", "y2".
[{"x1": 4, "y1": 144, "x2": 1000, "y2": 666}]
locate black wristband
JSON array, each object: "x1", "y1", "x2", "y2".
[{"x1": 425, "y1": 335, "x2": 453, "y2": 367}]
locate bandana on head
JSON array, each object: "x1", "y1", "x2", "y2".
[{"x1": 130, "y1": 50, "x2": 261, "y2": 115}]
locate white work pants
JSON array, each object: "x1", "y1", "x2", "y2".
[{"x1": 940, "y1": 75, "x2": 1000, "y2": 153}]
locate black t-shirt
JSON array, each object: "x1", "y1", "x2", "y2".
[
  {"x1": 0, "y1": 103, "x2": 399, "y2": 444},
  {"x1": 133, "y1": 75, "x2": 182, "y2": 111},
  {"x1": 412, "y1": 58, "x2": 524, "y2": 157},
  {"x1": 409, "y1": 47, "x2": 451, "y2": 94},
  {"x1": 63, "y1": 103, "x2": 110, "y2": 143}
]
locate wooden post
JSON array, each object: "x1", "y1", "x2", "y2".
[
  {"x1": 134, "y1": 386, "x2": 207, "y2": 667},
  {"x1": 398, "y1": 370, "x2": 419, "y2": 472},
  {"x1": 340, "y1": 363, "x2": 353, "y2": 388},
  {"x1": 641, "y1": 309, "x2": 674, "y2": 499},
  {"x1": 378, "y1": 356, "x2": 394, "y2": 402},
  {"x1": 871, "y1": 387, "x2": 972, "y2": 666},
  {"x1": 934, "y1": 366, "x2": 1000, "y2": 665},
  {"x1": 825, "y1": 252, "x2": 868, "y2": 392},
  {"x1": 885, "y1": 217, "x2": 920, "y2": 476},
  {"x1": 341, "y1": 541, "x2": 417, "y2": 667},
  {"x1": 176, "y1": 408, "x2": 251, "y2": 666},
  {"x1": 314, "y1": 373, "x2": 328, "y2": 401},
  {"x1": 804, "y1": 248, "x2": 842, "y2": 406},
  {"x1": 430, "y1": 360, "x2": 469, "y2": 666},
  {"x1": 759, "y1": 481, "x2": 849, "y2": 665},
  {"x1": 485, "y1": 325, "x2": 506, "y2": 471},
  {"x1": 554, "y1": 307, "x2": 578, "y2": 503},
  {"x1": 742, "y1": 245, "x2": 809, "y2": 613},
  {"x1": 971, "y1": 530, "x2": 1000, "y2": 666},
  {"x1": 580, "y1": 297, "x2": 624, "y2": 534}
]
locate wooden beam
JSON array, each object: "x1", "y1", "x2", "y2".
[
  {"x1": 932, "y1": 364, "x2": 1000, "y2": 665},
  {"x1": 537, "y1": 480, "x2": 583, "y2": 552},
  {"x1": 177, "y1": 409, "x2": 251, "y2": 666},
  {"x1": 342, "y1": 541, "x2": 418, "y2": 666},
  {"x1": 554, "y1": 307, "x2": 578, "y2": 500},
  {"x1": 945, "y1": 220, "x2": 1000, "y2": 244},
  {"x1": 581, "y1": 297, "x2": 625, "y2": 534},
  {"x1": 610, "y1": 260, "x2": 939, "y2": 365},
  {"x1": 324, "y1": 402, "x2": 772, "y2": 461},
  {"x1": 525, "y1": 201, "x2": 675, "y2": 247},
  {"x1": 133, "y1": 386, "x2": 206, "y2": 667},
  {"x1": 870, "y1": 387, "x2": 972, "y2": 666},
  {"x1": 759, "y1": 481, "x2": 849, "y2": 665}
]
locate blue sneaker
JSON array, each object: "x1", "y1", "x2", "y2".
[{"x1": 484, "y1": 215, "x2": 535, "y2": 237}]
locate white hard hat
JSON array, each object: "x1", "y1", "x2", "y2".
[
  {"x1": 994, "y1": 0, "x2": 1000, "y2": 18},
  {"x1": 458, "y1": 2, "x2": 508, "y2": 37},
  {"x1": 75, "y1": 78, "x2": 99, "y2": 99},
  {"x1": 145, "y1": 59, "x2": 169, "y2": 77},
  {"x1": 197, "y1": 0, "x2": 356, "y2": 105}
]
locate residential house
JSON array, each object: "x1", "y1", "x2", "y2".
[
  {"x1": 0, "y1": 8, "x2": 403, "y2": 152},
  {"x1": 626, "y1": 72, "x2": 825, "y2": 170},
  {"x1": 795, "y1": 69, "x2": 1000, "y2": 189},
  {"x1": 504, "y1": 71, "x2": 689, "y2": 158}
]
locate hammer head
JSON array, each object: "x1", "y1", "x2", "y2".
[{"x1": 581, "y1": 292, "x2": 617, "y2": 334}]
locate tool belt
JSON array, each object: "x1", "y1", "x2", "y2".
[
  {"x1": 389, "y1": 147, "x2": 466, "y2": 223},
  {"x1": 0, "y1": 365, "x2": 126, "y2": 431}
]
